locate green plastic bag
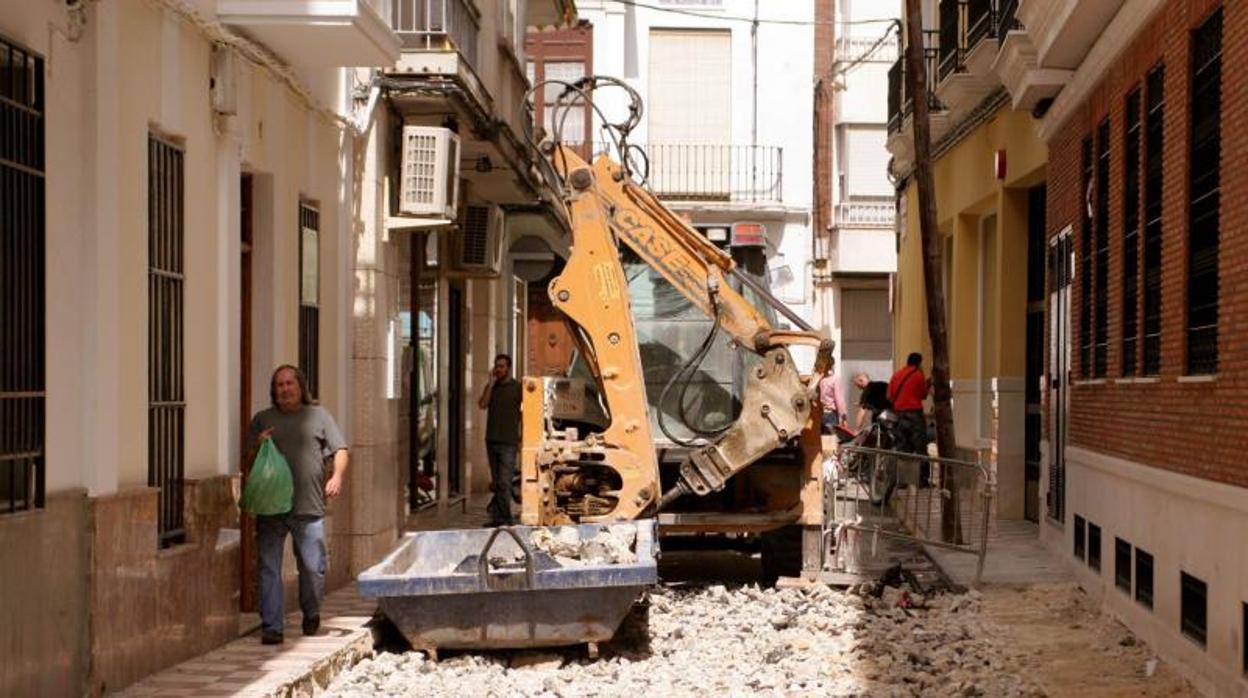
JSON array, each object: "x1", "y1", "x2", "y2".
[{"x1": 240, "y1": 439, "x2": 293, "y2": 515}]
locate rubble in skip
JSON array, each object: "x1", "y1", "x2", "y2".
[{"x1": 328, "y1": 578, "x2": 1057, "y2": 698}]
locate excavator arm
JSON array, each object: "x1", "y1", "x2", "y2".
[{"x1": 520, "y1": 146, "x2": 832, "y2": 526}]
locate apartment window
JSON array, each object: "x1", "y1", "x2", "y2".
[
  {"x1": 1074, "y1": 514, "x2": 1086, "y2": 560},
  {"x1": 501, "y1": 0, "x2": 527, "y2": 62},
  {"x1": 299, "y1": 203, "x2": 320, "y2": 400},
  {"x1": 1079, "y1": 138, "x2": 1093, "y2": 378},
  {"x1": 1122, "y1": 90, "x2": 1141, "y2": 375},
  {"x1": 1187, "y1": 9, "x2": 1221, "y2": 375},
  {"x1": 1115, "y1": 538, "x2": 1132, "y2": 592},
  {"x1": 1087, "y1": 522, "x2": 1102, "y2": 572},
  {"x1": 148, "y1": 134, "x2": 186, "y2": 547},
  {"x1": 1181, "y1": 571, "x2": 1208, "y2": 647},
  {"x1": 1094, "y1": 120, "x2": 1109, "y2": 377},
  {"x1": 0, "y1": 36, "x2": 46, "y2": 514},
  {"x1": 1136, "y1": 548, "x2": 1154, "y2": 609},
  {"x1": 1143, "y1": 65, "x2": 1165, "y2": 375}
]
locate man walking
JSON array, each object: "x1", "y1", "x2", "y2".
[
  {"x1": 246, "y1": 365, "x2": 348, "y2": 645},
  {"x1": 478, "y1": 354, "x2": 522, "y2": 526}
]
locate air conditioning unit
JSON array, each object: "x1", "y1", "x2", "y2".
[
  {"x1": 452, "y1": 204, "x2": 505, "y2": 276},
  {"x1": 399, "y1": 126, "x2": 460, "y2": 218}
]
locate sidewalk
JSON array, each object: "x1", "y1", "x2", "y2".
[
  {"x1": 924, "y1": 519, "x2": 1072, "y2": 587},
  {"x1": 118, "y1": 502, "x2": 491, "y2": 697},
  {"x1": 119, "y1": 588, "x2": 376, "y2": 697}
]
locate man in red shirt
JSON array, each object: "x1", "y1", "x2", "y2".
[{"x1": 888, "y1": 352, "x2": 930, "y2": 456}]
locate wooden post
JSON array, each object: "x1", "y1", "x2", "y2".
[{"x1": 903, "y1": 0, "x2": 960, "y2": 540}]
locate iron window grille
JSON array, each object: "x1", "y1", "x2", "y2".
[
  {"x1": 1046, "y1": 233, "x2": 1071, "y2": 522},
  {"x1": 1115, "y1": 538, "x2": 1132, "y2": 592},
  {"x1": 1074, "y1": 514, "x2": 1086, "y2": 561},
  {"x1": 1122, "y1": 90, "x2": 1141, "y2": 376},
  {"x1": 1079, "y1": 138, "x2": 1093, "y2": 378},
  {"x1": 0, "y1": 35, "x2": 46, "y2": 515},
  {"x1": 299, "y1": 203, "x2": 320, "y2": 400},
  {"x1": 1181, "y1": 571, "x2": 1208, "y2": 647},
  {"x1": 1087, "y1": 521, "x2": 1102, "y2": 572},
  {"x1": 1094, "y1": 120, "x2": 1109, "y2": 377},
  {"x1": 1135, "y1": 548, "x2": 1154, "y2": 609},
  {"x1": 148, "y1": 134, "x2": 186, "y2": 547},
  {"x1": 1143, "y1": 65, "x2": 1165, "y2": 376},
  {"x1": 1187, "y1": 8, "x2": 1221, "y2": 375}
]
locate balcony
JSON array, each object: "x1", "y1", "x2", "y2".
[
  {"x1": 885, "y1": 30, "x2": 948, "y2": 173},
  {"x1": 935, "y1": 0, "x2": 1001, "y2": 122},
  {"x1": 391, "y1": 0, "x2": 481, "y2": 67},
  {"x1": 1016, "y1": 0, "x2": 1124, "y2": 70},
  {"x1": 217, "y1": 0, "x2": 400, "y2": 67},
  {"x1": 835, "y1": 33, "x2": 899, "y2": 65},
  {"x1": 644, "y1": 144, "x2": 783, "y2": 204},
  {"x1": 835, "y1": 201, "x2": 895, "y2": 229}
]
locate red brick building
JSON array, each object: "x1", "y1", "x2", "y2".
[{"x1": 1040, "y1": 1, "x2": 1247, "y2": 692}]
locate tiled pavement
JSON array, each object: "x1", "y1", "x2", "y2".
[
  {"x1": 119, "y1": 501, "x2": 493, "y2": 697},
  {"x1": 119, "y1": 584, "x2": 376, "y2": 697}
]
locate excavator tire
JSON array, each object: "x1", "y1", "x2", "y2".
[{"x1": 759, "y1": 525, "x2": 803, "y2": 586}]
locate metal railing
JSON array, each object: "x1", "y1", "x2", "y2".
[
  {"x1": 835, "y1": 33, "x2": 899, "y2": 64},
  {"x1": 835, "y1": 201, "x2": 895, "y2": 229},
  {"x1": 887, "y1": 30, "x2": 942, "y2": 134},
  {"x1": 827, "y1": 443, "x2": 994, "y2": 584},
  {"x1": 391, "y1": 0, "x2": 481, "y2": 68},
  {"x1": 997, "y1": 0, "x2": 1023, "y2": 42},
  {"x1": 938, "y1": 0, "x2": 967, "y2": 82},
  {"x1": 645, "y1": 144, "x2": 783, "y2": 203},
  {"x1": 965, "y1": 0, "x2": 996, "y2": 50}
]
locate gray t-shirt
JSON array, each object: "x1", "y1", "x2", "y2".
[{"x1": 247, "y1": 405, "x2": 347, "y2": 517}]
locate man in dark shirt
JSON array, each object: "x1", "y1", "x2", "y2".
[
  {"x1": 478, "y1": 354, "x2": 522, "y2": 526},
  {"x1": 246, "y1": 365, "x2": 348, "y2": 645},
  {"x1": 853, "y1": 373, "x2": 891, "y2": 430}
]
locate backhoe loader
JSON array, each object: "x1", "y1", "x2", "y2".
[{"x1": 519, "y1": 144, "x2": 835, "y2": 582}]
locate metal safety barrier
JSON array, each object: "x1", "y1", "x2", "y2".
[{"x1": 824, "y1": 443, "x2": 994, "y2": 584}]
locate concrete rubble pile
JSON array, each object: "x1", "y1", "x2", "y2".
[{"x1": 328, "y1": 579, "x2": 1054, "y2": 698}]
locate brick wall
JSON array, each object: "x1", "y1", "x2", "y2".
[{"x1": 1046, "y1": 0, "x2": 1248, "y2": 487}]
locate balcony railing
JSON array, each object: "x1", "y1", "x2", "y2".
[
  {"x1": 965, "y1": 0, "x2": 996, "y2": 50},
  {"x1": 887, "y1": 30, "x2": 942, "y2": 134},
  {"x1": 836, "y1": 201, "x2": 895, "y2": 229},
  {"x1": 645, "y1": 144, "x2": 783, "y2": 203},
  {"x1": 997, "y1": 0, "x2": 1022, "y2": 42},
  {"x1": 392, "y1": 0, "x2": 480, "y2": 67},
  {"x1": 835, "y1": 34, "x2": 900, "y2": 64},
  {"x1": 938, "y1": 0, "x2": 967, "y2": 82}
]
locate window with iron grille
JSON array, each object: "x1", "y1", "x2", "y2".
[
  {"x1": 1079, "y1": 138, "x2": 1093, "y2": 377},
  {"x1": 1187, "y1": 9, "x2": 1221, "y2": 375},
  {"x1": 1074, "y1": 514, "x2": 1086, "y2": 561},
  {"x1": 148, "y1": 134, "x2": 185, "y2": 547},
  {"x1": 1143, "y1": 65, "x2": 1165, "y2": 375},
  {"x1": 1115, "y1": 538, "x2": 1132, "y2": 592},
  {"x1": 1087, "y1": 521, "x2": 1102, "y2": 572},
  {"x1": 1094, "y1": 120, "x2": 1109, "y2": 377},
  {"x1": 1122, "y1": 90, "x2": 1141, "y2": 376},
  {"x1": 0, "y1": 36, "x2": 46, "y2": 515},
  {"x1": 1181, "y1": 571, "x2": 1208, "y2": 647},
  {"x1": 1135, "y1": 548, "x2": 1154, "y2": 609},
  {"x1": 299, "y1": 203, "x2": 320, "y2": 399}
]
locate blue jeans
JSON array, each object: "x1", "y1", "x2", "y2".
[
  {"x1": 257, "y1": 514, "x2": 326, "y2": 634},
  {"x1": 485, "y1": 440, "x2": 517, "y2": 525}
]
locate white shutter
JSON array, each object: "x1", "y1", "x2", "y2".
[
  {"x1": 648, "y1": 30, "x2": 731, "y2": 143},
  {"x1": 846, "y1": 126, "x2": 892, "y2": 197}
]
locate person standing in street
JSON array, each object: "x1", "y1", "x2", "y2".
[
  {"x1": 852, "y1": 372, "x2": 891, "y2": 430},
  {"x1": 478, "y1": 354, "x2": 522, "y2": 526},
  {"x1": 817, "y1": 358, "x2": 848, "y2": 434},
  {"x1": 888, "y1": 352, "x2": 931, "y2": 455},
  {"x1": 246, "y1": 365, "x2": 348, "y2": 645}
]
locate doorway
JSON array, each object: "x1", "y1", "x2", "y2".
[
  {"x1": 447, "y1": 284, "x2": 465, "y2": 497},
  {"x1": 1047, "y1": 227, "x2": 1073, "y2": 523},
  {"x1": 1024, "y1": 185, "x2": 1046, "y2": 522},
  {"x1": 239, "y1": 173, "x2": 257, "y2": 611}
]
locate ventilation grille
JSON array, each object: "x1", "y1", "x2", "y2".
[
  {"x1": 460, "y1": 205, "x2": 491, "y2": 266},
  {"x1": 403, "y1": 132, "x2": 438, "y2": 207}
]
